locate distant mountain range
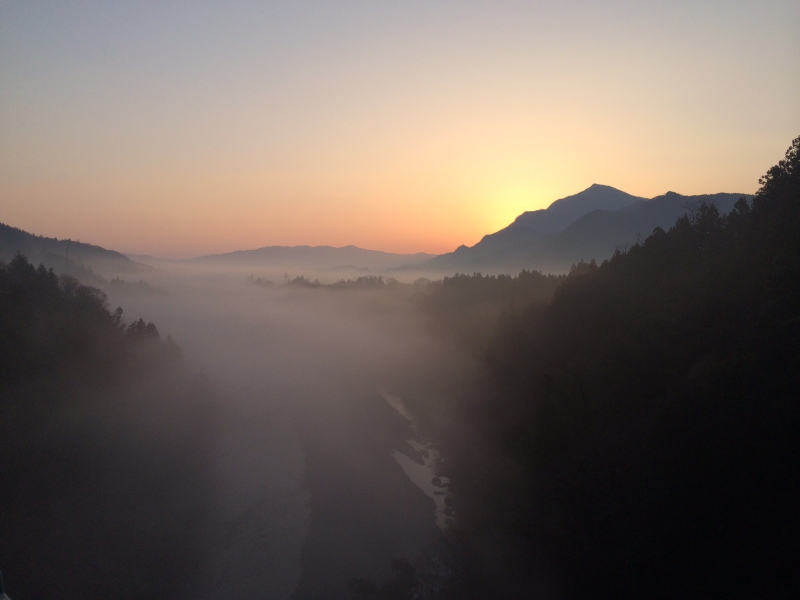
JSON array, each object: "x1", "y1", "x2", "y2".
[
  {"x1": 2, "y1": 182, "x2": 753, "y2": 280},
  {"x1": 422, "y1": 184, "x2": 752, "y2": 274},
  {"x1": 0, "y1": 222, "x2": 148, "y2": 282},
  {"x1": 192, "y1": 245, "x2": 435, "y2": 272}
]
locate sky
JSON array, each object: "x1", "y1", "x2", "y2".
[{"x1": 1, "y1": 1, "x2": 798, "y2": 258}]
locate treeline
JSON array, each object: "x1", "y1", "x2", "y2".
[
  {"x1": 355, "y1": 137, "x2": 800, "y2": 599},
  {"x1": 418, "y1": 269, "x2": 570, "y2": 350},
  {"x1": 248, "y1": 273, "x2": 401, "y2": 290},
  {"x1": 0, "y1": 255, "x2": 219, "y2": 600}
]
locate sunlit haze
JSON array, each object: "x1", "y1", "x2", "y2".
[{"x1": 1, "y1": 1, "x2": 798, "y2": 258}]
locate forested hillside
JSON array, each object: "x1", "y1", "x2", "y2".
[
  {"x1": 0, "y1": 256, "x2": 219, "y2": 600},
  {"x1": 0, "y1": 222, "x2": 148, "y2": 282},
  {"x1": 417, "y1": 269, "x2": 567, "y2": 351},
  {"x1": 424, "y1": 189, "x2": 749, "y2": 275},
  {"x1": 356, "y1": 138, "x2": 800, "y2": 599}
]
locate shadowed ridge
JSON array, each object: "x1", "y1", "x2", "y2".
[
  {"x1": 509, "y1": 183, "x2": 647, "y2": 233},
  {"x1": 0, "y1": 222, "x2": 150, "y2": 280},
  {"x1": 424, "y1": 184, "x2": 646, "y2": 273},
  {"x1": 422, "y1": 187, "x2": 752, "y2": 275},
  {"x1": 190, "y1": 244, "x2": 436, "y2": 271}
]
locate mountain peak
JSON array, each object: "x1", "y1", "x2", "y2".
[{"x1": 508, "y1": 185, "x2": 647, "y2": 234}]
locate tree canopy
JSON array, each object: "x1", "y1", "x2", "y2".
[{"x1": 0, "y1": 255, "x2": 218, "y2": 600}]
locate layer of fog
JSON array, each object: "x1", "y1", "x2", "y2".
[{"x1": 102, "y1": 260, "x2": 474, "y2": 600}]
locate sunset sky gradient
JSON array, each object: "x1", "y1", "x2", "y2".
[{"x1": 1, "y1": 1, "x2": 798, "y2": 258}]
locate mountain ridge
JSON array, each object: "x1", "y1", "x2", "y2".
[
  {"x1": 507, "y1": 183, "x2": 648, "y2": 234},
  {"x1": 191, "y1": 244, "x2": 436, "y2": 272},
  {"x1": 423, "y1": 186, "x2": 752, "y2": 275},
  {"x1": 3, "y1": 183, "x2": 755, "y2": 280},
  {"x1": 0, "y1": 222, "x2": 149, "y2": 281}
]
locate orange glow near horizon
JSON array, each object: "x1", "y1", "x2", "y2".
[{"x1": 1, "y1": 2, "x2": 797, "y2": 258}]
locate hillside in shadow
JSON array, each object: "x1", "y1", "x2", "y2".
[
  {"x1": 425, "y1": 188, "x2": 750, "y2": 275},
  {"x1": 0, "y1": 255, "x2": 219, "y2": 600},
  {"x1": 354, "y1": 138, "x2": 800, "y2": 599},
  {"x1": 0, "y1": 223, "x2": 151, "y2": 283}
]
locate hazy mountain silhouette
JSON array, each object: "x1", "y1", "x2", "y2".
[
  {"x1": 2, "y1": 184, "x2": 752, "y2": 281},
  {"x1": 0, "y1": 222, "x2": 149, "y2": 281},
  {"x1": 423, "y1": 186, "x2": 751, "y2": 274},
  {"x1": 424, "y1": 185, "x2": 644, "y2": 273},
  {"x1": 192, "y1": 245, "x2": 435, "y2": 272},
  {"x1": 549, "y1": 191, "x2": 750, "y2": 269},
  {"x1": 506, "y1": 183, "x2": 647, "y2": 234}
]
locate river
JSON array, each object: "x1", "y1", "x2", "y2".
[{"x1": 104, "y1": 266, "x2": 463, "y2": 599}]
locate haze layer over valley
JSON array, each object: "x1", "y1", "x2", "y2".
[{"x1": 97, "y1": 260, "x2": 474, "y2": 599}]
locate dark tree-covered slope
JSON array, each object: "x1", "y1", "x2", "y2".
[
  {"x1": 356, "y1": 137, "x2": 800, "y2": 599},
  {"x1": 417, "y1": 269, "x2": 567, "y2": 351},
  {"x1": 0, "y1": 222, "x2": 148, "y2": 281},
  {"x1": 0, "y1": 255, "x2": 219, "y2": 600},
  {"x1": 424, "y1": 188, "x2": 749, "y2": 275},
  {"x1": 442, "y1": 137, "x2": 800, "y2": 598}
]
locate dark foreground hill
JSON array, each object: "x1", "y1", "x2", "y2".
[
  {"x1": 0, "y1": 256, "x2": 219, "y2": 600},
  {"x1": 425, "y1": 186, "x2": 751, "y2": 274},
  {"x1": 356, "y1": 136, "x2": 800, "y2": 599},
  {"x1": 0, "y1": 222, "x2": 149, "y2": 282}
]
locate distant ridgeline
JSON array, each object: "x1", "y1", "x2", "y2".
[
  {"x1": 0, "y1": 222, "x2": 148, "y2": 283},
  {"x1": 194, "y1": 244, "x2": 435, "y2": 272},
  {"x1": 422, "y1": 185, "x2": 753, "y2": 274}
]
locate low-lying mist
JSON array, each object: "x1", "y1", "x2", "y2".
[
  {"x1": 1, "y1": 252, "x2": 562, "y2": 599},
  {"x1": 99, "y1": 261, "x2": 477, "y2": 599}
]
